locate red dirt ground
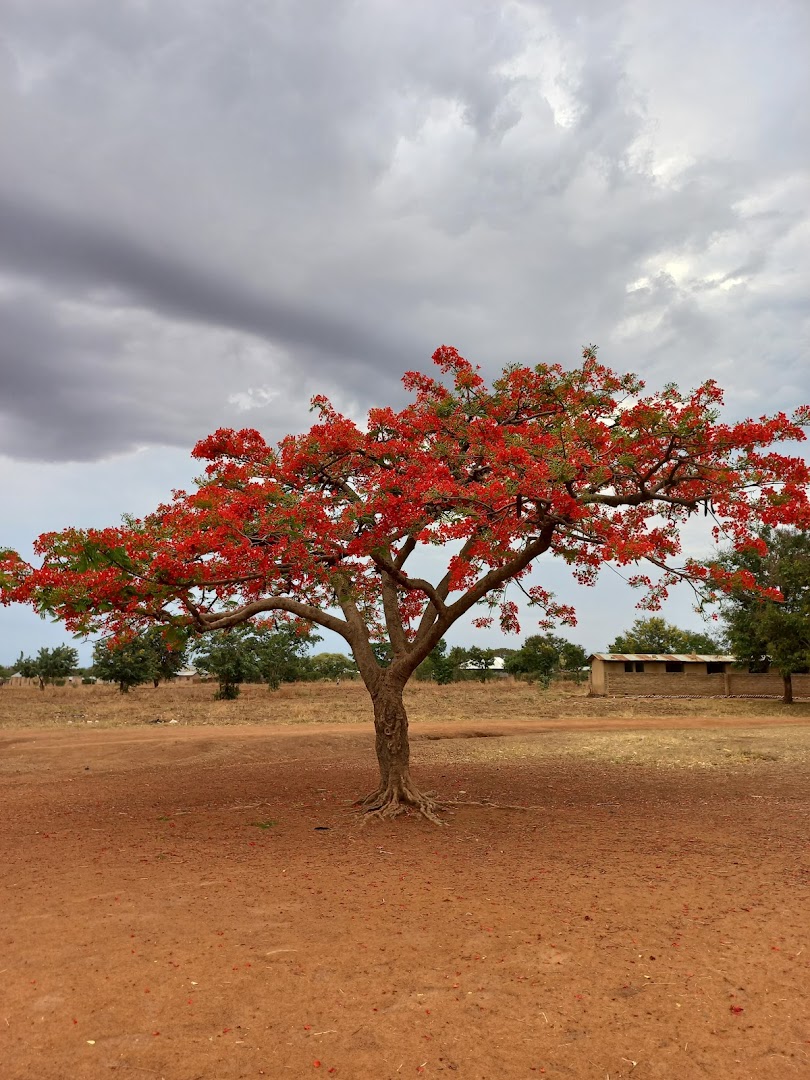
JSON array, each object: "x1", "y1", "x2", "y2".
[{"x1": 1, "y1": 718, "x2": 808, "y2": 1080}]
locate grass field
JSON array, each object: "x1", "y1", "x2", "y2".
[{"x1": 2, "y1": 678, "x2": 810, "y2": 770}]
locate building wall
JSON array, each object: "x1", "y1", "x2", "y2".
[
  {"x1": 597, "y1": 669, "x2": 810, "y2": 699},
  {"x1": 726, "y1": 673, "x2": 810, "y2": 698},
  {"x1": 589, "y1": 658, "x2": 607, "y2": 695},
  {"x1": 605, "y1": 672, "x2": 725, "y2": 696}
]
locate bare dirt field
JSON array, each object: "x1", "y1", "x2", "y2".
[{"x1": 0, "y1": 682, "x2": 808, "y2": 1079}]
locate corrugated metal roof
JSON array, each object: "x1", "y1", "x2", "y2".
[{"x1": 589, "y1": 654, "x2": 736, "y2": 663}]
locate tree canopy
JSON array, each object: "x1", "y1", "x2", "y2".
[
  {"x1": 607, "y1": 616, "x2": 724, "y2": 655},
  {"x1": 13, "y1": 645, "x2": 79, "y2": 690},
  {"x1": 192, "y1": 624, "x2": 267, "y2": 700},
  {"x1": 2, "y1": 346, "x2": 809, "y2": 819},
  {"x1": 92, "y1": 628, "x2": 188, "y2": 693},
  {"x1": 307, "y1": 652, "x2": 358, "y2": 683},
  {"x1": 93, "y1": 635, "x2": 159, "y2": 694},
  {"x1": 191, "y1": 621, "x2": 320, "y2": 698},
  {"x1": 713, "y1": 527, "x2": 810, "y2": 703},
  {"x1": 504, "y1": 634, "x2": 588, "y2": 684}
]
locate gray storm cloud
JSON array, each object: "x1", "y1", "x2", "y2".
[{"x1": 0, "y1": 0, "x2": 807, "y2": 462}]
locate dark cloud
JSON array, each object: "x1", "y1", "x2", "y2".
[
  {"x1": 0, "y1": 0, "x2": 807, "y2": 463},
  {"x1": 0, "y1": 193, "x2": 402, "y2": 368}
]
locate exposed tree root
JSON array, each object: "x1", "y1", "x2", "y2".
[{"x1": 358, "y1": 781, "x2": 446, "y2": 825}]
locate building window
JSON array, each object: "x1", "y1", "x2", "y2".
[
  {"x1": 624, "y1": 661, "x2": 634, "y2": 672},
  {"x1": 706, "y1": 662, "x2": 725, "y2": 674},
  {"x1": 665, "y1": 661, "x2": 684, "y2": 673},
  {"x1": 635, "y1": 662, "x2": 645, "y2": 672}
]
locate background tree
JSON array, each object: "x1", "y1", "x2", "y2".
[
  {"x1": 13, "y1": 652, "x2": 39, "y2": 680},
  {"x1": 191, "y1": 624, "x2": 266, "y2": 699},
  {"x1": 32, "y1": 645, "x2": 79, "y2": 690},
  {"x1": 2, "y1": 346, "x2": 809, "y2": 820},
  {"x1": 93, "y1": 636, "x2": 156, "y2": 693},
  {"x1": 557, "y1": 639, "x2": 589, "y2": 676},
  {"x1": 462, "y1": 645, "x2": 499, "y2": 682},
  {"x1": 713, "y1": 527, "x2": 810, "y2": 704},
  {"x1": 505, "y1": 634, "x2": 588, "y2": 686},
  {"x1": 143, "y1": 626, "x2": 189, "y2": 687},
  {"x1": 442, "y1": 644, "x2": 509, "y2": 681},
  {"x1": 370, "y1": 642, "x2": 394, "y2": 668},
  {"x1": 423, "y1": 639, "x2": 456, "y2": 684},
  {"x1": 608, "y1": 616, "x2": 724, "y2": 654},
  {"x1": 307, "y1": 652, "x2": 358, "y2": 683},
  {"x1": 258, "y1": 624, "x2": 321, "y2": 689}
]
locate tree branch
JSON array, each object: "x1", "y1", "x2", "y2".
[
  {"x1": 370, "y1": 552, "x2": 448, "y2": 616},
  {"x1": 413, "y1": 535, "x2": 479, "y2": 641},
  {"x1": 378, "y1": 553, "x2": 409, "y2": 658},
  {"x1": 331, "y1": 571, "x2": 382, "y2": 688},
  {"x1": 396, "y1": 524, "x2": 558, "y2": 678},
  {"x1": 446, "y1": 524, "x2": 557, "y2": 622},
  {"x1": 194, "y1": 596, "x2": 352, "y2": 641},
  {"x1": 394, "y1": 535, "x2": 417, "y2": 570}
]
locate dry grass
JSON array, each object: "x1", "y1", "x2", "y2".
[
  {"x1": 1, "y1": 679, "x2": 810, "y2": 773},
  {"x1": 418, "y1": 724, "x2": 810, "y2": 769},
  {"x1": 2, "y1": 677, "x2": 810, "y2": 731}
]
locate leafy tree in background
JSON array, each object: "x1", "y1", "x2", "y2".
[
  {"x1": 462, "y1": 645, "x2": 498, "y2": 681},
  {"x1": 608, "y1": 616, "x2": 723, "y2": 655},
  {"x1": 308, "y1": 652, "x2": 358, "y2": 682},
  {"x1": 93, "y1": 636, "x2": 156, "y2": 693},
  {"x1": 3, "y1": 346, "x2": 809, "y2": 820},
  {"x1": 713, "y1": 527, "x2": 810, "y2": 704},
  {"x1": 32, "y1": 645, "x2": 79, "y2": 690},
  {"x1": 192, "y1": 623, "x2": 321, "y2": 695},
  {"x1": 442, "y1": 644, "x2": 507, "y2": 681},
  {"x1": 13, "y1": 652, "x2": 39, "y2": 679},
  {"x1": 505, "y1": 636, "x2": 557, "y2": 684},
  {"x1": 143, "y1": 626, "x2": 189, "y2": 687},
  {"x1": 191, "y1": 624, "x2": 266, "y2": 700},
  {"x1": 370, "y1": 642, "x2": 394, "y2": 668},
  {"x1": 505, "y1": 634, "x2": 588, "y2": 686},
  {"x1": 92, "y1": 628, "x2": 187, "y2": 692},
  {"x1": 557, "y1": 639, "x2": 589, "y2": 675},
  {"x1": 425, "y1": 640, "x2": 456, "y2": 684},
  {"x1": 258, "y1": 624, "x2": 321, "y2": 689}
]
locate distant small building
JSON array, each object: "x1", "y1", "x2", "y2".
[
  {"x1": 5, "y1": 672, "x2": 37, "y2": 687},
  {"x1": 590, "y1": 653, "x2": 734, "y2": 698},
  {"x1": 588, "y1": 653, "x2": 810, "y2": 699}
]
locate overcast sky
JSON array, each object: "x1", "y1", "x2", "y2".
[{"x1": 1, "y1": 0, "x2": 809, "y2": 664}]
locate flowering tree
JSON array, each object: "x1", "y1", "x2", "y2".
[{"x1": 2, "y1": 346, "x2": 809, "y2": 819}]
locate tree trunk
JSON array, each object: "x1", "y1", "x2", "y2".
[
  {"x1": 360, "y1": 679, "x2": 444, "y2": 823},
  {"x1": 782, "y1": 670, "x2": 793, "y2": 705}
]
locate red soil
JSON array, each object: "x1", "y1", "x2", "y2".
[{"x1": 0, "y1": 719, "x2": 808, "y2": 1079}]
